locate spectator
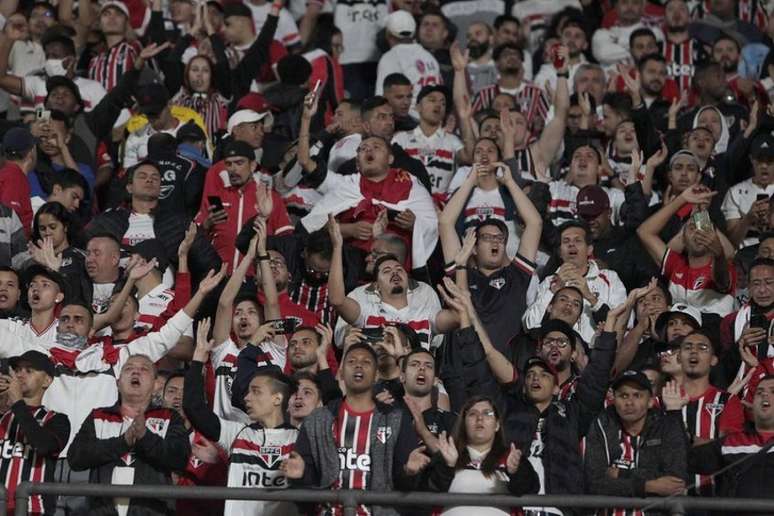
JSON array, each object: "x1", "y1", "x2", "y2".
[
  {"x1": 638, "y1": 186, "x2": 737, "y2": 318},
  {"x1": 84, "y1": 233, "x2": 121, "y2": 314},
  {"x1": 461, "y1": 22, "x2": 497, "y2": 96},
  {"x1": 534, "y1": 17, "x2": 590, "y2": 94},
  {"x1": 196, "y1": 140, "x2": 293, "y2": 271},
  {"x1": 44, "y1": 167, "x2": 87, "y2": 215},
  {"x1": 282, "y1": 342, "x2": 427, "y2": 514},
  {"x1": 67, "y1": 354, "x2": 191, "y2": 516},
  {"x1": 376, "y1": 11, "x2": 442, "y2": 115},
  {"x1": 0, "y1": 350, "x2": 69, "y2": 516},
  {"x1": 88, "y1": 1, "x2": 141, "y2": 91},
  {"x1": 264, "y1": 54, "x2": 317, "y2": 142},
  {"x1": 524, "y1": 220, "x2": 627, "y2": 345},
  {"x1": 146, "y1": 132, "x2": 203, "y2": 220},
  {"x1": 383, "y1": 74, "x2": 418, "y2": 133},
  {"x1": 0, "y1": 127, "x2": 36, "y2": 236},
  {"x1": 287, "y1": 371, "x2": 323, "y2": 427},
  {"x1": 87, "y1": 160, "x2": 222, "y2": 283},
  {"x1": 663, "y1": 0, "x2": 708, "y2": 98},
  {"x1": 591, "y1": 0, "x2": 664, "y2": 68},
  {"x1": 438, "y1": 396, "x2": 539, "y2": 514},
  {"x1": 0, "y1": 204, "x2": 26, "y2": 270},
  {"x1": 584, "y1": 370, "x2": 689, "y2": 502},
  {"x1": 184, "y1": 318, "x2": 300, "y2": 515},
  {"x1": 244, "y1": 0, "x2": 301, "y2": 51},
  {"x1": 418, "y1": 9, "x2": 453, "y2": 88},
  {"x1": 323, "y1": 99, "x2": 364, "y2": 172},
  {"x1": 0, "y1": 266, "x2": 22, "y2": 316}
]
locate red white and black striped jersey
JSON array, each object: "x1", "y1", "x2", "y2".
[
  {"x1": 604, "y1": 432, "x2": 642, "y2": 516},
  {"x1": 0, "y1": 405, "x2": 68, "y2": 515},
  {"x1": 290, "y1": 280, "x2": 334, "y2": 326},
  {"x1": 473, "y1": 82, "x2": 549, "y2": 135},
  {"x1": 329, "y1": 403, "x2": 374, "y2": 516},
  {"x1": 88, "y1": 40, "x2": 141, "y2": 91},
  {"x1": 662, "y1": 38, "x2": 707, "y2": 98},
  {"x1": 217, "y1": 420, "x2": 299, "y2": 516},
  {"x1": 680, "y1": 386, "x2": 745, "y2": 495},
  {"x1": 393, "y1": 127, "x2": 463, "y2": 194},
  {"x1": 690, "y1": 0, "x2": 768, "y2": 30}
]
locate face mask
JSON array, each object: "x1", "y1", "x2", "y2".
[
  {"x1": 57, "y1": 331, "x2": 88, "y2": 350},
  {"x1": 44, "y1": 58, "x2": 67, "y2": 77}
]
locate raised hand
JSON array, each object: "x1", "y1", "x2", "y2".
[
  {"x1": 506, "y1": 443, "x2": 523, "y2": 474},
  {"x1": 453, "y1": 227, "x2": 476, "y2": 266},
  {"x1": 128, "y1": 257, "x2": 157, "y2": 281},
  {"x1": 135, "y1": 42, "x2": 172, "y2": 70},
  {"x1": 661, "y1": 380, "x2": 688, "y2": 411},
  {"x1": 194, "y1": 317, "x2": 216, "y2": 357},
  {"x1": 302, "y1": 89, "x2": 320, "y2": 121},
  {"x1": 646, "y1": 142, "x2": 668, "y2": 171},
  {"x1": 450, "y1": 42, "x2": 469, "y2": 72},
  {"x1": 198, "y1": 265, "x2": 227, "y2": 295},
  {"x1": 327, "y1": 213, "x2": 343, "y2": 248},
  {"x1": 178, "y1": 222, "x2": 198, "y2": 258},
  {"x1": 255, "y1": 181, "x2": 274, "y2": 218},
  {"x1": 728, "y1": 368, "x2": 756, "y2": 397},
  {"x1": 437, "y1": 431, "x2": 459, "y2": 467},
  {"x1": 315, "y1": 323, "x2": 333, "y2": 362},
  {"x1": 372, "y1": 209, "x2": 389, "y2": 239},
  {"x1": 680, "y1": 186, "x2": 717, "y2": 206},
  {"x1": 253, "y1": 216, "x2": 268, "y2": 253},
  {"x1": 29, "y1": 237, "x2": 62, "y2": 271},
  {"x1": 404, "y1": 445, "x2": 431, "y2": 476}
]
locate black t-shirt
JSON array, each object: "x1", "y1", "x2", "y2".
[{"x1": 467, "y1": 254, "x2": 536, "y2": 356}]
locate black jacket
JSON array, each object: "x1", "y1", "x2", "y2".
[
  {"x1": 86, "y1": 206, "x2": 221, "y2": 284},
  {"x1": 68, "y1": 402, "x2": 190, "y2": 516},
  {"x1": 585, "y1": 407, "x2": 689, "y2": 501},
  {"x1": 443, "y1": 327, "x2": 616, "y2": 503}
]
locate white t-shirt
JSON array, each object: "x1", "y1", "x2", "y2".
[
  {"x1": 375, "y1": 43, "x2": 442, "y2": 111},
  {"x1": 92, "y1": 282, "x2": 116, "y2": 315},
  {"x1": 328, "y1": 133, "x2": 361, "y2": 173},
  {"x1": 244, "y1": 1, "x2": 301, "y2": 48},
  {"x1": 392, "y1": 127, "x2": 463, "y2": 194},
  {"x1": 122, "y1": 213, "x2": 156, "y2": 247},
  {"x1": 721, "y1": 178, "x2": 774, "y2": 248},
  {"x1": 22, "y1": 74, "x2": 106, "y2": 112},
  {"x1": 317, "y1": 0, "x2": 387, "y2": 65}
]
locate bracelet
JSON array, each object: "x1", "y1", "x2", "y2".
[
  {"x1": 257, "y1": 254, "x2": 270, "y2": 262},
  {"x1": 557, "y1": 72, "x2": 569, "y2": 78},
  {"x1": 455, "y1": 265, "x2": 466, "y2": 271},
  {"x1": 444, "y1": 261, "x2": 455, "y2": 270}
]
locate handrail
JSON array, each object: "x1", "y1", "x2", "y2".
[{"x1": 12, "y1": 482, "x2": 774, "y2": 516}]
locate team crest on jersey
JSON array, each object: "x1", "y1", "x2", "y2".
[
  {"x1": 146, "y1": 417, "x2": 170, "y2": 436},
  {"x1": 704, "y1": 402, "x2": 725, "y2": 418},
  {"x1": 489, "y1": 278, "x2": 505, "y2": 290},
  {"x1": 376, "y1": 426, "x2": 392, "y2": 444},
  {"x1": 693, "y1": 277, "x2": 705, "y2": 289},
  {"x1": 257, "y1": 446, "x2": 284, "y2": 469},
  {"x1": 416, "y1": 60, "x2": 425, "y2": 73},
  {"x1": 121, "y1": 452, "x2": 135, "y2": 466},
  {"x1": 476, "y1": 207, "x2": 494, "y2": 219}
]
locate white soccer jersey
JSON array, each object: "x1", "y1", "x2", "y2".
[
  {"x1": 244, "y1": 2, "x2": 301, "y2": 48},
  {"x1": 393, "y1": 127, "x2": 463, "y2": 194},
  {"x1": 0, "y1": 317, "x2": 57, "y2": 352},
  {"x1": 328, "y1": 133, "x2": 361, "y2": 173},
  {"x1": 375, "y1": 43, "x2": 442, "y2": 111},
  {"x1": 313, "y1": 0, "x2": 388, "y2": 65},
  {"x1": 218, "y1": 421, "x2": 299, "y2": 516},
  {"x1": 22, "y1": 74, "x2": 106, "y2": 112}
]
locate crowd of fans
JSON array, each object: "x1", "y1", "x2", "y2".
[{"x1": 0, "y1": 0, "x2": 773, "y2": 514}]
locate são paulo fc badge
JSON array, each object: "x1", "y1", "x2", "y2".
[{"x1": 376, "y1": 426, "x2": 392, "y2": 444}]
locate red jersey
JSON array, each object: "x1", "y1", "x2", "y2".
[
  {"x1": 0, "y1": 162, "x2": 31, "y2": 237},
  {"x1": 663, "y1": 39, "x2": 707, "y2": 100}
]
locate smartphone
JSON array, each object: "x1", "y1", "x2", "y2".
[
  {"x1": 267, "y1": 318, "x2": 298, "y2": 335},
  {"x1": 386, "y1": 209, "x2": 400, "y2": 221},
  {"x1": 361, "y1": 327, "x2": 384, "y2": 344},
  {"x1": 0, "y1": 359, "x2": 9, "y2": 376},
  {"x1": 757, "y1": 193, "x2": 770, "y2": 202},
  {"x1": 750, "y1": 314, "x2": 769, "y2": 332},
  {"x1": 36, "y1": 108, "x2": 51, "y2": 122},
  {"x1": 312, "y1": 79, "x2": 322, "y2": 96},
  {"x1": 208, "y1": 196, "x2": 225, "y2": 212},
  {"x1": 691, "y1": 210, "x2": 713, "y2": 232},
  {"x1": 551, "y1": 43, "x2": 565, "y2": 69}
]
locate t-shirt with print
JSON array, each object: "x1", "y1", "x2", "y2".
[{"x1": 122, "y1": 212, "x2": 155, "y2": 247}]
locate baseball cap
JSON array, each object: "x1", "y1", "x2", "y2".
[
  {"x1": 576, "y1": 185, "x2": 610, "y2": 220},
  {"x1": 611, "y1": 370, "x2": 652, "y2": 393},
  {"x1": 223, "y1": 140, "x2": 256, "y2": 160},
  {"x1": 523, "y1": 356, "x2": 559, "y2": 383},
  {"x1": 100, "y1": 0, "x2": 129, "y2": 17},
  {"x1": 135, "y1": 83, "x2": 170, "y2": 117},
  {"x1": 751, "y1": 132, "x2": 774, "y2": 161},
  {"x1": 9, "y1": 350, "x2": 55, "y2": 378},
  {"x1": 386, "y1": 10, "x2": 416, "y2": 38},
  {"x1": 46, "y1": 76, "x2": 83, "y2": 108},
  {"x1": 128, "y1": 238, "x2": 169, "y2": 273},
  {"x1": 669, "y1": 149, "x2": 701, "y2": 169},
  {"x1": 227, "y1": 109, "x2": 272, "y2": 135},
  {"x1": 41, "y1": 25, "x2": 75, "y2": 49},
  {"x1": 176, "y1": 120, "x2": 206, "y2": 143},
  {"x1": 416, "y1": 84, "x2": 450, "y2": 105},
  {"x1": 2, "y1": 127, "x2": 35, "y2": 155},
  {"x1": 236, "y1": 93, "x2": 271, "y2": 114},
  {"x1": 654, "y1": 303, "x2": 702, "y2": 342},
  {"x1": 539, "y1": 319, "x2": 577, "y2": 349},
  {"x1": 24, "y1": 264, "x2": 66, "y2": 292}
]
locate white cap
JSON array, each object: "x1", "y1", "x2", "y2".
[
  {"x1": 227, "y1": 109, "x2": 273, "y2": 134},
  {"x1": 386, "y1": 11, "x2": 416, "y2": 39},
  {"x1": 100, "y1": 0, "x2": 130, "y2": 17}
]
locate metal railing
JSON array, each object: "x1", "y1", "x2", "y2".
[{"x1": 12, "y1": 482, "x2": 774, "y2": 516}]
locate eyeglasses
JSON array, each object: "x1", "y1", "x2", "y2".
[
  {"x1": 680, "y1": 342, "x2": 711, "y2": 353},
  {"x1": 542, "y1": 337, "x2": 570, "y2": 349},
  {"x1": 466, "y1": 409, "x2": 496, "y2": 420},
  {"x1": 479, "y1": 233, "x2": 505, "y2": 243}
]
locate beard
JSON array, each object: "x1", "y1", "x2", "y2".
[
  {"x1": 666, "y1": 24, "x2": 688, "y2": 34},
  {"x1": 643, "y1": 81, "x2": 664, "y2": 96},
  {"x1": 291, "y1": 353, "x2": 317, "y2": 370},
  {"x1": 501, "y1": 65, "x2": 520, "y2": 75},
  {"x1": 467, "y1": 40, "x2": 490, "y2": 60},
  {"x1": 722, "y1": 61, "x2": 738, "y2": 74},
  {"x1": 390, "y1": 286, "x2": 405, "y2": 295}
]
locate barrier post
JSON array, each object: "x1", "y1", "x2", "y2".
[
  {"x1": 669, "y1": 499, "x2": 686, "y2": 516},
  {"x1": 14, "y1": 482, "x2": 30, "y2": 516},
  {"x1": 341, "y1": 490, "x2": 358, "y2": 516}
]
